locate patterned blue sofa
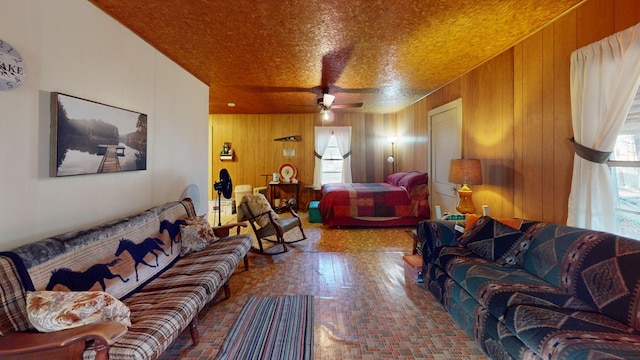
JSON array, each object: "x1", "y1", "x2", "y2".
[
  {"x1": 418, "y1": 216, "x2": 640, "y2": 359},
  {"x1": 0, "y1": 199, "x2": 252, "y2": 359}
]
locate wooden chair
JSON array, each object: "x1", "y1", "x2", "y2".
[{"x1": 238, "y1": 194, "x2": 306, "y2": 255}]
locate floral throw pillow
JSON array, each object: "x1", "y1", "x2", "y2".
[
  {"x1": 458, "y1": 216, "x2": 534, "y2": 267},
  {"x1": 179, "y1": 216, "x2": 216, "y2": 255},
  {"x1": 26, "y1": 290, "x2": 131, "y2": 332}
]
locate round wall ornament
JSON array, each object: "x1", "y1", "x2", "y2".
[{"x1": 0, "y1": 39, "x2": 27, "y2": 90}]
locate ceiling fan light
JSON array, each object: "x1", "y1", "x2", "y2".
[
  {"x1": 321, "y1": 108, "x2": 330, "y2": 120},
  {"x1": 323, "y1": 93, "x2": 335, "y2": 107}
]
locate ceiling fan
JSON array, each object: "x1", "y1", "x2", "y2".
[
  {"x1": 317, "y1": 92, "x2": 362, "y2": 111},
  {"x1": 235, "y1": 45, "x2": 368, "y2": 111}
]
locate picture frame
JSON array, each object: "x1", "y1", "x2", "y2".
[{"x1": 50, "y1": 92, "x2": 147, "y2": 177}]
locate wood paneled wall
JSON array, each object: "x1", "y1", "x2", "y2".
[
  {"x1": 209, "y1": 112, "x2": 398, "y2": 203},
  {"x1": 210, "y1": 0, "x2": 640, "y2": 224},
  {"x1": 397, "y1": 0, "x2": 639, "y2": 224}
]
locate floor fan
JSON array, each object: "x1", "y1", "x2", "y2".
[{"x1": 213, "y1": 169, "x2": 233, "y2": 226}]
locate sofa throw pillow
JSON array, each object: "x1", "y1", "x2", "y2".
[
  {"x1": 184, "y1": 214, "x2": 208, "y2": 225},
  {"x1": 180, "y1": 218, "x2": 217, "y2": 256},
  {"x1": 180, "y1": 216, "x2": 216, "y2": 255},
  {"x1": 464, "y1": 214, "x2": 523, "y2": 232},
  {"x1": 458, "y1": 216, "x2": 533, "y2": 267},
  {"x1": 26, "y1": 290, "x2": 131, "y2": 333}
]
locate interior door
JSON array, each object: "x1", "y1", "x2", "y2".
[{"x1": 429, "y1": 98, "x2": 462, "y2": 217}]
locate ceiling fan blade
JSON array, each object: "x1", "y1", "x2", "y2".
[
  {"x1": 230, "y1": 85, "x2": 322, "y2": 94},
  {"x1": 331, "y1": 103, "x2": 363, "y2": 109},
  {"x1": 320, "y1": 45, "x2": 354, "y2": 90}
]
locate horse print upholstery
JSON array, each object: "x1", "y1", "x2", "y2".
[
  {"x1": 0, "y1": 199, "x2": 252, "y2": 359},
  {"x1": 9, "y1": 203, "x2": 183, "y2": 300},
  {"x1": 45, "y1": 258, "x2": 129, "y2": 291},
  {"x1": 160, "y1": 218, "x2": 185, "y2": 255}
]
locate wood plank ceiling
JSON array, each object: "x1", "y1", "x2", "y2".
[{"x1": 89, "y1": 0, "x2": 585, "y2": 115}]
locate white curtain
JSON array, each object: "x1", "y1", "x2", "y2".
[
  {"x1": 567, "y1": 22, "x2": 640, "y2": 231},
  {"x1": 333, "y1": 126, "x2": 353, "y2": 184},
  {"x1": 313, "y1": 126, "x2": 352, "y2": 189}
]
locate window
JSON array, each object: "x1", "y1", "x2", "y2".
[
  {"x1": 321, "y1": 134, "x2": 343, "y2": 184},
  {"x1": 609, "y1": 87, "x2": 640, "y2": 239}
]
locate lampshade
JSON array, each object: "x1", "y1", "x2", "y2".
[
  {"x1": 387, "y1": 155, "x2": 395, "y2": 163},
  {"x1": 448, "y1": 159, "x2": 482, "y2": 185}
]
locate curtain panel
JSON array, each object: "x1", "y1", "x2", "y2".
[
  {"x1": 313, "y1": 126, "x2": 352, "y2": 189},
  {"x1": 567, "y1": 22, "x2": 640, "y2": 231}
]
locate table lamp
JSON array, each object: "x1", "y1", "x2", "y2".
[{"x1": 448, "y1": 159, "x2": 482, "y2": 214}]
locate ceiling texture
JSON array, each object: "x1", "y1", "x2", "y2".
[{"x1": 89, "y1": 0, "x2": 585, "y2": 115}]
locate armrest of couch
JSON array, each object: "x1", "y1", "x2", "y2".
[
  {"x1": 0, "y1": 322, "x2": 127, "y2": 360},
  {"x1": 212, "y1": 222, "x2": 247, "y2": 238},
  {"x1": 416, "y1": 220, "x2": 464, "y2": 263}
]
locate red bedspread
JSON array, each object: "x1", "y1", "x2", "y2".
[{"x1": 319, "y1": 182, "x2": 430, "y2": 227}]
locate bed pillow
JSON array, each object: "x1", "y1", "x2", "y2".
[
  {"x1": 458, "y1": 216, "x2": 533, "y2": 267},
  {"x1": 26, "y1": 291, "x2": 131, "y2": 332},
  {"x1": 397, "y1": 172, "x2": 428, "y2": 191},
  {"x1": 384, "y1": 172, "x2": 409, "y2": 186}
]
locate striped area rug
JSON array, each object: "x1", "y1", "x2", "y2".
[{"x1": 215, "y1": 295, "x2": 314, "y2": 360}]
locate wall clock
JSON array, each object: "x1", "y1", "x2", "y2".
[{"x1": 0, "y1": 40, "x2": 27, "y2": 90}]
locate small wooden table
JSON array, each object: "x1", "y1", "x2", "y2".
[
  {"x1": 269, "y1": 182, "x2": 300, "y2": 210},
  {"x1": 406, "y1": 229, "x2": 421, "y2": 255}
]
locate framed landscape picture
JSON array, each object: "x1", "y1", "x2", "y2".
[{"x1": 50, "y1": 92, "x2": 147, "y2": 177}]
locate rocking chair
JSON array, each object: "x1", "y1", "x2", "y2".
[{"x1": 237, "y1": 193, "x2": 306, "y2": 255}]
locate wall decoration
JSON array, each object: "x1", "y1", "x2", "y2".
[
  {"x1": 50, "y1": 92, "x2": 147, "y2": 177},
  {"x1": 0, "y1": 39, "x2": 27, "y2": 90},
  {"x1": 220, "y1": 142, "x2": 234, "y2": 161}
]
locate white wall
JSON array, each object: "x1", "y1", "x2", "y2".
[{"x1": 0, "y1": 0, "x2": 210, "y2": 251}]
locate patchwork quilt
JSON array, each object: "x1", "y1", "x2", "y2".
[{"x1": 319, "y1": 182, "x2": 429, "y2": 226}]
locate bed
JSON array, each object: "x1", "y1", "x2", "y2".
[{"x1": 318, "y1": 171, "x2": 430, "y2": 227}]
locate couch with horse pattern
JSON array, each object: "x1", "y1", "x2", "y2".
[{"x1": 0, "y1": 198, "x2": 252, "y2": 359}]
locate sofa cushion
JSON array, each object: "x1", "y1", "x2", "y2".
[
  {"x1": 458, "y1": 216, "x2": 533, "y2": 267},
  {"x1": 443, "y1": 252, "x2": 592, "y2": 321},
  {"x1": 0, "y1": 256, "x2": 33, "y2": 335},
  {"x1": 26, "y1": 290, "x2": 130, "y2": 332},
  {"x1": 463, "y1": 214, "x2": 523, "y2": 232},
  {"x1": 504, "y1": 305, "x2": 640, "y2": 359},
  {"x1": 98, "y1": 285, "x2": 208, "y2": 360},
  {"x1": 9, "y1": 201, "x2": 189, "y2": 300}
]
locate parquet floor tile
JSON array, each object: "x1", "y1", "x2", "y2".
[{"x1": 159, "y1": 213, "x2": 487, "y2": 359}]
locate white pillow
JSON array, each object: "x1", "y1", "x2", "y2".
[{"x1": 26, "y1": 291, "x2": 131, "y2": 332}]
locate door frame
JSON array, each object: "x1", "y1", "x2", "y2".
[{"x1": 428, "y1": 98, "x2": 462, "y2": 217}]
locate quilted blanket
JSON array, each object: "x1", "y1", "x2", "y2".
[{"x1": 319, "y1": 182, "x2": 429, "y2": 227}]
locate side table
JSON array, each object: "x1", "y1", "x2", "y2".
[
  {"x1": 269, "y1": 182, "x2": 300, "y2": 210},
  {"x1": 406, "y1": 229, "x2": 422, "y2": 255}
]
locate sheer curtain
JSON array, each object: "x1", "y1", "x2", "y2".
[
  {"x1": 333, "y1": 126, "x2": 352, "y2": 183},
  {"x1": 313, "y1": 126, "x2": 352, "y2": 189},
  {"x1": 567, "y1": 22, "x2": 640, "y2": 231}
]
